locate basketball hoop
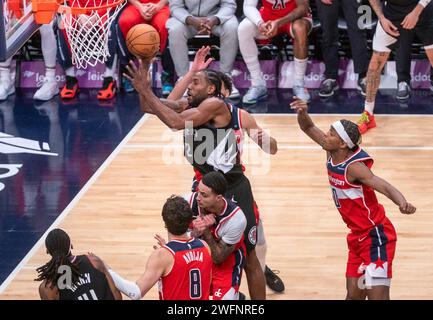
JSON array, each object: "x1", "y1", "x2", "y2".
[{"x1": 33, "y1": 0, "x2": 126, "y2": 69}]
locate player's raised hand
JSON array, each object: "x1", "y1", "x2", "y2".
[
  {"x1": 399, "y1": 202, "x2": 416, "y2": 214},
  {"x1": 191, "y1": 46, "x2": 213, "y2": 72},
  {"x1": 124, "y1": 58, "x2": 152, "y2": 94},
  {"x1": 153, "y1": 234, "x2": 167, "y2": 249},
  {"x1": 290, "y1": 97, "x2": 308, "y2": 114}
]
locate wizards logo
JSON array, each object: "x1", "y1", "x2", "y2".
[{"x1": 0, "y1": 132, "x2": 57, "y2": 191}]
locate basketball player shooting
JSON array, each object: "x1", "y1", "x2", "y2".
[{"x1": 290, "y1": 98, "x2": 416, "y2": 300}]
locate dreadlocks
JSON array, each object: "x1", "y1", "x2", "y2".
[
  {"x1": 35, "y1": 229, "x2": 81, "y2": 288},
  {"x1": 340, "y1": 119, "x2": 362, "y2": 151},
  {"x1": 201, "y1": 69, "x2": 224, "y2": 99}
]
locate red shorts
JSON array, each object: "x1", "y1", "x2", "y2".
[
  {"x1": 259, "y1": 7, "x2": 312, "y2": 40},
  {"x1": 346, "y1": 219, "x2": 397, "y2": 279},
  {"x1": 211, "y1": 247, "x2": 245, "y2": 300}
]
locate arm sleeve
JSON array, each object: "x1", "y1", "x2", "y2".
[
  {"x1": 419, "y1": 0, "x2": 431, "y2": 7},
  {"x1": 243, "y1": 0, "x2": 263, "y2": 26},
  {"x1": 169, "y1": 0, "x2": 192, "y2": 24},
  {"x1": 214, "y1": 0, "x2": 237, "y2": 24},
  {"x1": 108, "y1": 269, "x2": 142, "y2": 300},
  {"x1": 220, "y1": 211, "x2": 247, "y2": 245}
]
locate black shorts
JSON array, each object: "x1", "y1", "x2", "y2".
[{"x1": 225, "y1": 175, "x2": 259, "y2": 254}]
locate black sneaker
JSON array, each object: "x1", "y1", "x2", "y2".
[
  {"x1": 396, "y1": 81, "x2": 411, "y2": 100},
  {"x1": 357, "y1": 77, "x2": 367, "y2": 96},
  {"x1": 265, "y1": 266, "x2": 285, "y2": 293},
  {"x1": 238, "y1": 292, "x2": 246, "y2": 300},
  {"x1": 319, "y1": 79, "x2": 339, "y2": 97}
]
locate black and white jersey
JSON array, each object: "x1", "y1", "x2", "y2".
[
  {"x1": 384, "y1": 0, "x2": 432, "y2": 22},
  {"x1": 59, "y1": 255, "x2": 115, "y2": 300}
]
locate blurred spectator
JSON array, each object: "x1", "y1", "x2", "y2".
[
  {"x1": 357, "y1": 0, "x2": 433, "y2": 134},
  {"x1": 238, "y1": 0, "x2": 312, "y2": 104},
  {"x1": 166, "y1": 0, "x2": 240, "y2": 98},
  {"x1": 315, "y1": 0, "x2": 369, "y2": 98},
  {"x1": 0, "y1": 23, "x2": 58, "y2": 101},
  {"x1": 97, "y1": 0, "x2": 176, "y2": 100}
]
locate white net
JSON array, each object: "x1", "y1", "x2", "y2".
[{"x1": 58, "y1": 0, "x2": 126, "y2": 69}]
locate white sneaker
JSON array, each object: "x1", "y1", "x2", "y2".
[
  {"x1": 229, "y1": 82, "x2": 240, "y2": 99},
  {"x1": 293, "y1": 85, "x2": 311, "y2": 102},
  {"x1": 0, "y1": 70, "x2": 15, "y2": 101},
  {"x1": 34, "y1": 77, "x2": 59, "y2": 101},
  {"x1": 242, "y1": 86, "x2": 268, "y2": 104}
]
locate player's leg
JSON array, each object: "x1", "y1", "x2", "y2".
[
  {"x1": 149, "y1": 6, "x2": 175, "y2": 96},
  {"x1": 226, "y1": 176, "x2": 266, "y2": 300},
  {"x1": 56, "y1": 27, "x2": 78, "y2": 99},
  {"x1": 34, "y1": 22, "x2": 59, "y2": 101},
  {"x1": 97, "y1": 20, "x2": 119, "y2": 100},
  {"x1": 357, "y1": 22, "x2": 394, "y2": 134},
  {"x1": 290, "y1": 18, "x2": 312, "y2": 102},
  {"x1": 0, "y1": 57, "x2": 14, "y2": 100},
  {"x1": 346, "y1": 277, "x2": 367, "y2": 300},
  {"x1": 238, "y1": 17, "x2": 267, "y2": 104},
  {"x1": 212, "y1": 16, "x2": 240, "y2": 99},
  {"x1": 315, "y1": 0, "x2": 340, "y2": 97},
  {"x1": 255, "y1": 206, "x2": 285, "y2": 293},
  {"x1": 166, "y1": 18, "x2": 197, "y2": 78},
  {"x1": 366, "y1": 285, "x2": 390, "y2": 300},
  {"x1": 342, "y1": 0, "x2": 369, "y2": 96}
]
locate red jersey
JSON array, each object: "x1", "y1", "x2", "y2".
[
  {"x1": 262, "y1": 0, "x2": 297, "y2": 19},
  {"x1": 327, "y1": 148, "x2": 387, "y2": 235},
  {"x1": 159, "y1": 238, "x2": 212, "y2": 300}
]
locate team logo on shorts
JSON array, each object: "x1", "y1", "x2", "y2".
[{"x1": 248, "y1": 226, "x2": 257, "y2": 246}]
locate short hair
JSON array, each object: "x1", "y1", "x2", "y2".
[
  {"x1": 200, "y1": 69, "x2": 224, "y2": 98},
  {"x1": 340, "y1": 119, "x2": 362, "y2": 151},
  {"x1": 201, "y1": 171, "x2": 228, "y2": 196},
  {"x1": 162, "y1": 195, "x2": 193, "y2": 235}
]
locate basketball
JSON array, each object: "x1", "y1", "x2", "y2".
[{"x1": 126, "y1": 24, "x2": 160, "y2": 60}]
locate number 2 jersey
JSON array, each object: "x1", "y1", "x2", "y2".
[
  {"x1": 159, "y1": 238, "x2": 212, "y2": 300},
  {"x1": 327, "y1": 148, "x2": 391, "y2": 236}
]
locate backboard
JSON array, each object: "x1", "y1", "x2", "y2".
[{"x1": 0, "y1": 0, "x2": 39, "y2": 61}]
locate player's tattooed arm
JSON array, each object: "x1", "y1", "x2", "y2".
[
  {"x1": 347, "y1": 162, "x2": 417, "y2": 215},
  {"x1": 160, "y1": 99, "x2": 189, "y2": 113},
  {"x1": 278, "y1": 0, "x2": 309, "y2": 25},
  {"x1": 201, "y1": 229, "x2": 236, "y2": 265}
]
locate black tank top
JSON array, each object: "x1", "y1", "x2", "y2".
[
  {"x1": 59, "y1": 255, "x2": 115, "y2": 300},
  {"x1": 184, "y1": 102, "x2": 243, "y2": 184}
]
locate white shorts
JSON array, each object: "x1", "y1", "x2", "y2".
[{"x1": 372, "y1": 22, "x2": 397, "y2": 53}]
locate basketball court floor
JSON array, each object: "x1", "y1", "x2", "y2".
[{"x1": 1, "y1": 88, "x2": 433, "y2": 300}]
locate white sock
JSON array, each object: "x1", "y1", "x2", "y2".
[
  {"x1": 45, "y1": 67, "x2": 56, "y2": 81},
  {"x1": 294, "y1": 57, "x2": 308, "y2": 87},
  {"x1": 364, "y1": 101, "x2": 375, "y2": 114},
  {"x1": 103, "y1": 54, "x2": 118, "y2": 78},
  {"x1": 256, "y1": 219, "x2": 267, "y2": 273},
  {"x1": 65, "y1": 67, "x2": 75, "y2": 77}
]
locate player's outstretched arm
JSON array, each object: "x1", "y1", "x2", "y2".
[
  {"x1": 167, "y1": 46, "x2": 213, "y2": 101},
  {"x1": 347, "y1": 162, "x2": 417, "y2": 215},
  {"x1": 39, "y1": 281, "x2": 59, "y2": 300},
  {"x1": 241, "y1": 110, "x2": 278, "y2": 154},
  {"x1": 87, "y1": 253, "x2": 122, "y2": 300},
  {"x1": 290, "y1": 99, "x2": 326, "y2": 147},
  {"x1": 108, "y1": 249, "x2": 172, "y2": 300}
]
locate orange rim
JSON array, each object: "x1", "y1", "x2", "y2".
[{"x1": 33, "y1": 0, "x2": 125, "y2": 23}]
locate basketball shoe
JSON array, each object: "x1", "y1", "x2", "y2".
[{"x1": 357, "y1": 110, "x2": 376, "y2": 134}]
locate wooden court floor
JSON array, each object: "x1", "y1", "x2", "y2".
[{"x1": 1, "y1": 114, "x2": 433, "y2": 300}]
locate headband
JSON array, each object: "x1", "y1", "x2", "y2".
[{"x1": 331, "y1": 121, "x2": 355, "y2": 148}]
